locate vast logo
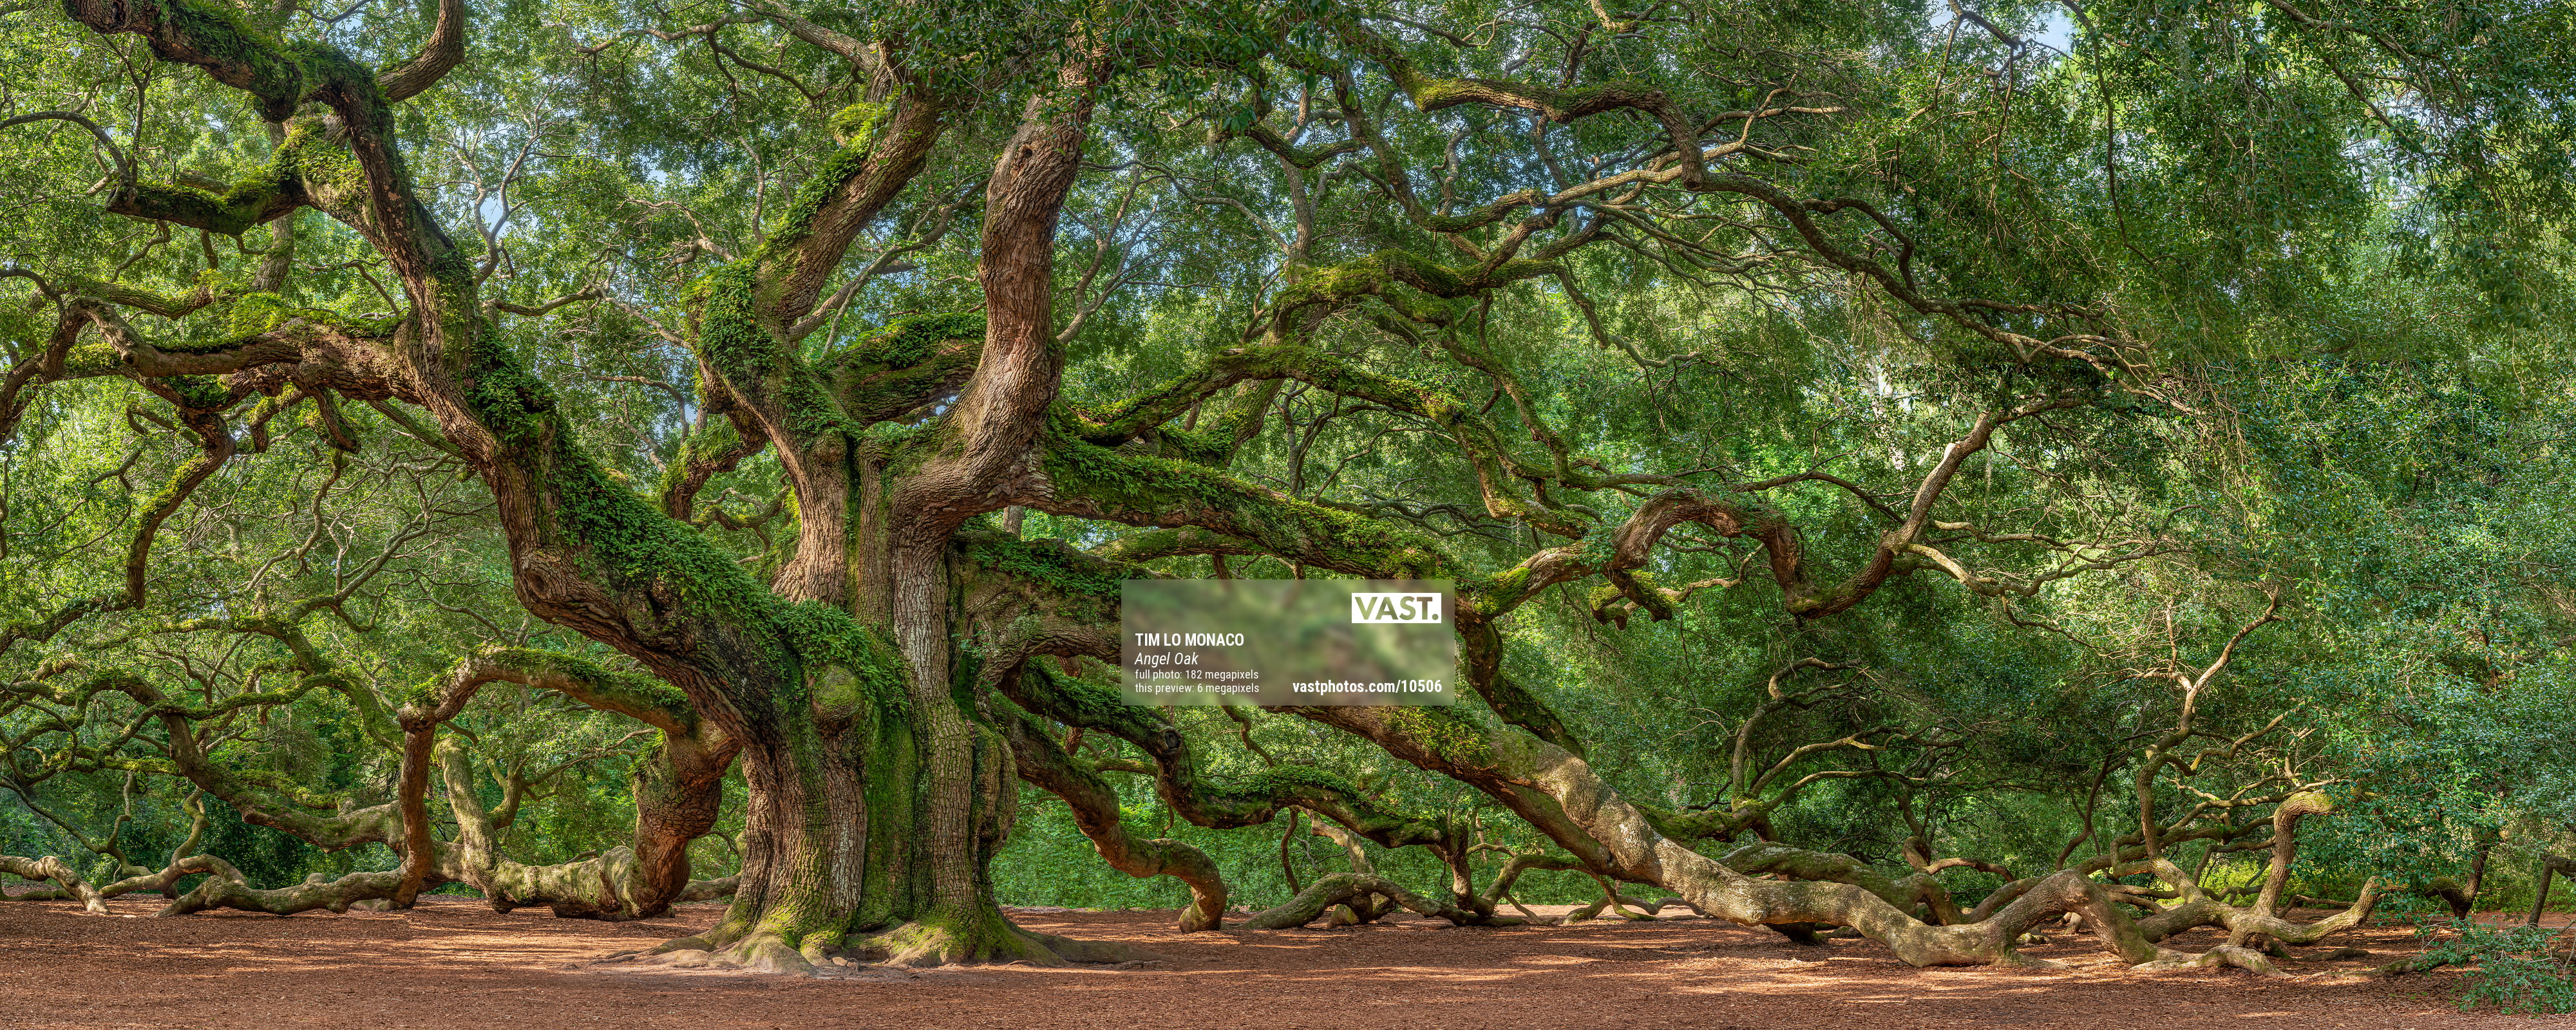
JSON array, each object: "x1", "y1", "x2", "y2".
[{"x1": 1350, "y1": 592, "x2": 1443, "y2": 624}]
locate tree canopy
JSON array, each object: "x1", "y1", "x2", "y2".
[{"x1": 3, "y1": 0, "x2": 2573, "y2": 987}]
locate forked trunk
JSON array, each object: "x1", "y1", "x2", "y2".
[{"x1": 670, "y1": 536, "x2": 1132, "y2": 971}]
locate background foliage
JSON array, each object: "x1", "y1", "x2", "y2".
[{"x1": 1, "y1": 0, "x2": 2570, "y2": 934}]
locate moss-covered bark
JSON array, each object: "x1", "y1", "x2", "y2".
[
  {"x1": 42, "y1": 0, "x2": 1136, "y2": 971},
  {"x1": 35, "y1": 0, "x2": 2340, "y2": 983},
  {"x1": 0, "y1": 855, "x2": 108, "y2": 913}
]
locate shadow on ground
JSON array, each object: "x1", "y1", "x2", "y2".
[{"x1": 0, "y1": 897, "x2": 2560, "y2": 1029}]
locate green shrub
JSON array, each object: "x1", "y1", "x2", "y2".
[{"x1": 2416, "y1": 919, "x2": 2576, "y2": 1015}]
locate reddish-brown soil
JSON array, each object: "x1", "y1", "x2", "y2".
[{"x1": 0, "y1": 897, "x2": 2568, "y2": 1029}]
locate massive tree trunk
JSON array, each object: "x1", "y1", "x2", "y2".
[
  {"x1": 680, "y1": 541, "x2": 1032, "y2": 970},
  {"x1": 41, "y1": 0, "x2": 1133, "y2": 971},
  {"x1": 675, "y1": 536, "x2": 1149, "y2": 971},
  {"x1": 48, "y1": 0, "x2": 2356, "y2": 980},
  {"x1": 669, "y1": 56, "x2": 1126, "y2": 972}
]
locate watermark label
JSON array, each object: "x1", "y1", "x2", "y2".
[
  {"x1": 1120, "y1": 579, "x2": 1455, "y2": 706},
  {"x1": 1349, "y1": 592, "x2": 1442, "y2": 623}
]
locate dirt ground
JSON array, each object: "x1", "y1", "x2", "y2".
[{"x1": 1, "y1": 896, "x2": 2570, "y2": 1029}]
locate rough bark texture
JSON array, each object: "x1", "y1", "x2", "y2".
[
  {"x1": 35, "y1": 0, "x2": 1143, "y2": 972},
  {"x1": 160, "y1": 859, "x2": 416, "y2": 917},
  {"x1": 24, "y1": 0, "x2": 2406, "y2": 982},
  {"x1": 0, "y1": 855, "x2": 106, "y2": 913},
  {"x1": 1242, "y1": 872, "x2": 1492, "y2": 929}
]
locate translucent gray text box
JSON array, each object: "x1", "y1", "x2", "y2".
[{"x1": 1120, "y1": 579, "x2": 1456, "y2": 706}]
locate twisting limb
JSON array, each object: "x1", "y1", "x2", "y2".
[
  {"x1": 2231, "y1": 791, "x2": 2335, "y2": 947},
  {"x1": 1274, "y1": 698, "x2": 2237, "y2": 968},
  {"x1": 160, "y1": 861, "x2": 415, "y2": 917},
  {"x1": 995, "y1": 689, "x2": 1228, "y2": 932},
  {"x1": 960, "y1": 569, "x2": 1513, "y2": 927},
  {"x1": 998, "y1": 664, "x2": 1479, "y2": 863},
  {"x1": 395, "y1": 648, "x2": 740, "y2": 920},
  {"x1": 0, "y1": 113, "x2": 133, "y2": 191},
  {"x1": 2136, "y1": 592, "x2": 2287, "y2": 865},
  {"x1": 2525, "y1": 853, "x2": 2575, "y2": 928},
  {"x1": 0, "y1": 855, "x2": 107, "y2": 913},
  {"x1": 1241, "y1": 872, "x2": 1495, "y2": 930},
  {"x1": 374, "y1": 0, "x2": 464, "y2": 102},
  {"x1": 9, "y1": 852, "x2": 239, "y2": 908}
]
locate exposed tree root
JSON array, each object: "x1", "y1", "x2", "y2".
[
  {"x1": 674, "y1": 876, "x2": 738, "y2": 903},
  {"x1": 1721, "y1": 843, "x2": 1973, "y2": 924},
  {"x1": 0, "y1": 854, "x2": 106, "y2": 913},
  {"x1": 158, "y1": 861, "x2": 421, "y2": 917},
  {"x1": 1013, "y1": 926, "x2": 1166, "y2": 964},
  {"x1": 1558, "y1": 886, "x2": 1700, "y2": 924},
  {"x1": 397, "y1": 652, "x2": 741, "y2": 921},
  {"x1": 460, "y1": 843, "x2": 737, "y2": 922},
  {"x1": 846, "y1": 919, "x2": 1077, "y2": 968},
  {"x1": 2311, "y1": 953, "x2": 2453, "y2": 980},
  {"x1": 2132, "y1": 944, "x2": 2289, "y2": 977},
  {"x1": 2129, "y1": 858, "x2": 2383, "y2": 947},
  {"x1": 614, "y1": 917, "x2": 1161, "y2": 977},
  {"x1": 1241, "y1": 872, "x2": 1519, "y2": 929},
  {"x1": 3, "y1": 853, "x2": 386, "y2": 917}
]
